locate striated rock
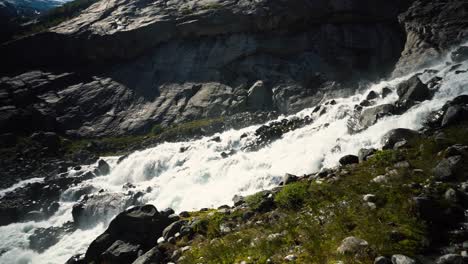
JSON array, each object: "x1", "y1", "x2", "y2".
[
  {"x1": 394, "y1": 0, "x2": 468, "y2": 76},
  {"x1": 0, "y1": 0, "x2": 413, "y2": 137}
]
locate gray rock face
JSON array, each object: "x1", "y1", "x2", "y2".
[
  {"x1": 451, "y1": 46, "x2": 468, "y2": 63},
  {"x1": 0, "y1": 0, "x2": 412, "y2": 137},
  {"x1": 132, "y1": 247, "x2": 163, "y2": 264},
  {"x1": 394, "y1": 0, "x2": 468, "y2": 76}
]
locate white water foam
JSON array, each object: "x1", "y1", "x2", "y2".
[{"x1": 0, "y1": 48, "x2": 467, "y2": 264}]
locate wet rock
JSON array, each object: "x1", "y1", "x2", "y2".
[
  {"x1": 95, "y1": 159, "x2": 110, "y2": 176},
  {"x1": 433, "y1": 156, "x2": 463, "y2": 181},
  {"x1": 354, "y1": 104, "x2": 396, "y2": 132},
  {"x1": 339, "y1": 155, "x2": 359, "y2": 166},
  {"x1": 366, "y1": 91, "x2": 379, "y2": 100},
  {"x1": 381, "y1": 129, "x2": 419, "y2": 150},
  {"x1": 72, "y1": 192, "x2": 140, "y2": 227},
  {"x1": 84, "y1": 205, "x2": 173, "y2": 263},
  {"x1": 391, "y1": 254, "x2": 416, "y2": 264},
  {"x1": 396, "y1": 75, "x2": 430, "y2": 110},
  {"x1": 65, "y1": 254, "x2": 85, "y2": 264},
  {"x1": 358, "y1": 148, "x2": 377, "y2": 162},
  {"x1": 132, "y1": 247, "x2": 163, "y2": 264},
  {"x1": 29, "y1": 222, "x2": 76, "y2": 253},
  {"x1": 337, "y1": 236, "x2": 369, "y2": 255},
  {"x1": 281, "y1": 173, "x2": 299, "y2": 185},
  {"x1": 381, "y1": 87, "x2": 392, "y2": 98},
  {"x1": 451, "y1": 46, "x2": 468, "y2": 63}
]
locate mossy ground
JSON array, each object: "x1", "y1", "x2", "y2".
[{"x1": 177, "y1": 122, "x2": 468, "y2": 264}]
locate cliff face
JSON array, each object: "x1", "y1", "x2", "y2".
[
  {"x1": 393, "y1": 0, "x2": 468, "y2": 76},
  {"x1": 0, "y1": 0, "x2": 435, "y2": 137}
]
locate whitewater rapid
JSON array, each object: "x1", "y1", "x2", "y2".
[{"x1": 0, "y1": 49, "x2": 467, "y2": 263}]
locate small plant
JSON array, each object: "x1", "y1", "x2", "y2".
[{"x1": 274, "y1": 182, "x2": 309, "y2": 209}]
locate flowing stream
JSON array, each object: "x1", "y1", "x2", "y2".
[{"x1": 0, "y1": 49, "x2": 467, "y2": 264}]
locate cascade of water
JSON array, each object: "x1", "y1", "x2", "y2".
[{"x1": 0, "y1": 49, "x2": 467, "y2": 264}]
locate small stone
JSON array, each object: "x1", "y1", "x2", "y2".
[
  {"x1": 367, "y1": 202, "x2": 377, "y2": 210},
  {"x1": 374, "y1": 256, "x2": 392, "y2": 264},
  {"x1": 445, "y1": 188, "x2": 458, "y2": 203},
  {"x1": 157, "y1": 237, "x2": 165, "y2": 244},
  {"x1": 284, "y1": 255, "x2": 297, "y2": 261},
  {"x1": 391, "y1": 254, "x2": 416, "y2": 264},
  {"x1": 337, "y1": 236, "x2": 369, "y2": 255},
  {"x1": 394, "y1": 161, "x2": 410, "y2": 168},
  {"x1": 363, "y1": 194, "x2": 377, "y2": 203},
  {"x1": 372, "y1": 175, "x2": 388, "y2": 184}
]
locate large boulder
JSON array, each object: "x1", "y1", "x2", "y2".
[
  {"x1": 339, "y1": 155, "x2": 359, "y2": 166},
  {"x1": 85, "y1": 205, "x2": 174, "y2": 263},
  {"x1": 432, "y1": 156, "x2": 463, "y2": 181},
  {"x1": 391, "y1": 254, "x2": 416, "y2": 264},
  {"x1": 381, "y1": 128, "x2": 420, "y2": 150},
  {"x1": 395, "y1": 75, "x2": 430, "y2": 110},
  {"x1": 132, "y1": 247, "x2": 164, "y2": 264},
  {"x1": 349, "y1": 104, "x2": 395, "y2": 133}
]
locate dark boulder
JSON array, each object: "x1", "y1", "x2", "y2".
[
  {"x1": 84, "y1": 205, "x2": 173, "y2": 263},
  {"x1": 101, "y1": 240, "x2": 141, "y2": 264},
  {"x1": 132, "y1": 247, "x2": 164, "y2": 264},
  {"x1": 95, "y1": 159, "x2": 110, "y2": 176},
  {"x1": 366, "y1": 91, "x2": 379, "y2": 100},
  {"x1": 436, "y1": 254, "x2": 464, "y2": 264},
  {"x1": 381, "y1": 87, "x2": 392, "y2": 98},
  {"x1": 381, "y1": 129, "x2": 419, "y2": 150},
  {"x1": 441, "y1": 105, "x2": 468, "y2": 128},
  {"x1": 396, "y1": 75, "x2": 430, "y2": 110},
  {"x1": 162, "y1": 220, "x2": 188, "y2": 240},
  {"x1": 339, "y1": 155, "x2": 359, "y2": 166},
  {"x1": 374, "y1": 256, "x2": 392, "y2": 264},
  {"x1": 433, "y1": 156, "x2": 463, "y2": 181}
]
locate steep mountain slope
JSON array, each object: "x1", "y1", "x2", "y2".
[{"x1": 0, "y1": 0, "x2": 413, "y2": 137}]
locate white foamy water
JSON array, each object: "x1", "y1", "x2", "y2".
[{"x1": 0, "y1": 48, "x2": 467, "y2": 264}]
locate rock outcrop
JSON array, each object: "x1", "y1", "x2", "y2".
[
  {"x1": 393, "y1": 0, "x2": 468, "y2": 76},
  {"x1": 0, "y1": 0, "x2": 413, "y2": 137}
]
